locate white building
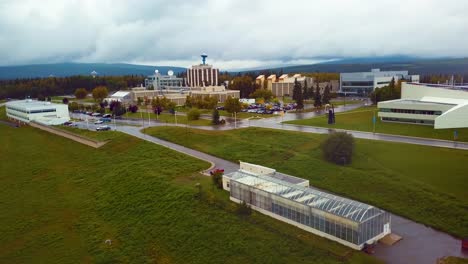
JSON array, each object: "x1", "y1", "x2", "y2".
[
  {"x1": 104, "y1": 91, "x2": 132, "y2": 104},
  {"x1": 145, "y1": 70, "x2": 185, "y2": 90},
  {"x1": 378, "y1": 82, "x2": 468, "y2": 129},
  {"x1": 6, "y1": 99, "x2": 70, "y2": 125},
  {"x1": 340, "y1": 69, "x2": 419, "y2": 95},
  {"x1": 222, "y1": 162, "x2": 391, "y2": 250}
]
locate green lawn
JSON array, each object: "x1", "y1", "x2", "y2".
[
  {"x1": 143, "y1": 127, "x2": 468, "y2": 238},
  {"x1": 0, "y1": 121, "x2": 378, "y2": 263},
  {"x1": 51, "y1": 95, "x2": 96, "y2": 104},
  {"x1": 286, "y1": 106, "x2": 468, "y2": 142},
  {"x1": 127, "y1": 111, "x2": 213, "y2": 126}
]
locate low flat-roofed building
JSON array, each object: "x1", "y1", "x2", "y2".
[
  {"x1": 6, "y1": 99, "x2": 70, "y2": 125},
  {"x1": 222, "y1": 162, "x2": 391, "y2": 250},
  {"x1": 104, "y1": 91, "x2": 132, "y2": 104},
  {"x1": 340, "y1": 69, "x2": 419, "y2": 95},
  {"x1": 378, "y1": 82, "x2": 468, "y2": 129}
]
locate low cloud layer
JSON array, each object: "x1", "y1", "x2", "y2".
[{"x1": 1, "y1": 0, "x2": 467, "y2": 70}]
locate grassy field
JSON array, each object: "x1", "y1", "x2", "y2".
[
  {"x1": 127, "y1": 111, "x2": 213, "y2": 126},
  {"x1": 0, "y1": 118, "x2": 379, "y2": 263},
  {"x1": 143, "y1": 127, "x2": 468, "y2": 238},
  {"x1": 286, "y1": 106, "x2": 468, "y2": 142}
]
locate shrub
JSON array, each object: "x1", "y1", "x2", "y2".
[
  {"x1": 128, "y1": 104, "x2": 138, "y2": 113},
  {"x1": 74, "y1": 88, "x2": 88, "y2": 99},
  {"x1": 321, "y1": 132, "x2": 354, "y2": 165},
  {"x1": 211, "y1": 170, "x2": 223, "y2": 189},
  {"x1": 236, "y1": 201, "x2": 252, "y2": 216},
  {"x1": 187, "y1": 108, "x2": 201, "y2": 121},
  {"x1": 62, "y1": 97, "x2": 69, "y2": 104}
]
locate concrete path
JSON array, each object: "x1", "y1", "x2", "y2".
[{"x1": 116, "y1": 125, "x2": 239, "y2": 174}]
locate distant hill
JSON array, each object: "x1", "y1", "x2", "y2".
[
  {"x1": 247, "y1": 57, "x2": 468, "y2": 75},
  {"x1": 0, "y1": 63, "x2": 186, "y2": 80},
  {"x1": 242, "y1": 56, "x2": 468, "y2": 75}
]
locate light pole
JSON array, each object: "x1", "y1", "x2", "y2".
[{"x1": 234, "y1": 112, "x2": 237, "y2": 129}]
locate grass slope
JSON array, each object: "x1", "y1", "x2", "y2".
[
  {"x1": 144, "y1": 127, "x2": 468, "y2": 238},
  {"x1": 286, "y1": 107, "x2": 468, "y2": 142},
  {"x1": 0, "y1": 121, "x2": 378, "y2": 263}
]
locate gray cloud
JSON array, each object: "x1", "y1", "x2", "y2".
[{"x1": 1, "y1": 0, "x2": 467, "y2": 70}]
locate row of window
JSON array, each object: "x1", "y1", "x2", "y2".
[
  {"x1": 7, "y1": 111, "x2": 29, "y2": 120},
  {"x1": 382, "y1": 117, "x2": 435, "y2": 125},
  {"x1": 341, "y1": 81, "x2": 373, "y2": 86},
  {"x1": 380, "y1": 108, "x2": 442, "y2": 115},
  {"x1": 7, "y1": 106, "x2": 56, "y2": 114}
]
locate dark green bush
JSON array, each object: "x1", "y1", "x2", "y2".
[{"x1": 321, "y1": 132, "x2": 354, "y2": 165}]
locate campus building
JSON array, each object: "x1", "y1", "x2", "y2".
[
  {"x1": 186, "y1": 54, "x2": 219, "y2": 87},
  {"x1": 223, "y1": 162, "x2": 391, "y2": 250},
  {"x1": 340, "y1": 69, "x2": 419, "y2": 95},
  {"x1": 378, "y1": 82, "x2": 468, "y2": 129},
  {"x1": 6, "y1": 99, "x2": 70, "y2": 125},
  {"x1": 270, "y1": 74, "x2": 313, "y2": 97},
  {"x1": 104, "y1": 91, "x2": 133, "y2": 104},
  {"x1": 144, "y1": 70, "x2": 185, "y2": 90}
]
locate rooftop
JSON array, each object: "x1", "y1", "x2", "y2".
[
  {"x1": 407, "y1": 82, "x2": 468, "y2": 91},
  {"x1": 226, "y1": 170, "x2": 384, "y2": 223},
  {"x1": 6, "y1": 99, "x2": 62, "y2": 110}
]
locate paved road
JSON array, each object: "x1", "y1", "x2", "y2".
[{"x1": 113, "y1": 124, "x2": 467, "y2": 264}]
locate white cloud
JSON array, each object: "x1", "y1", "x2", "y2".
[{"x1": 0, "y1": 0, "x2": 467, "y2": 69}]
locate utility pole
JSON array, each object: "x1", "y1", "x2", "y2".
[{"x1": 234, "y1": 112, "x2": 237, "y2": 128}]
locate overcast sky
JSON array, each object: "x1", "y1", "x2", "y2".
[{"x1": 1, "y1": 0, "x2": 467, "y2": 70}]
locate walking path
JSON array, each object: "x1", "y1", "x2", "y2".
[{"x1": 115, "y1": 124, "x2": 467, "y2": 264}]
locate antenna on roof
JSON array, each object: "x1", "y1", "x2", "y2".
[{"x1": 201, "y1": 53, "x2": 208, "y2": 65}]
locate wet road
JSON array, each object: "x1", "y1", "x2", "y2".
[{"x1": 374, "y1": 214, "x2": 468, "y2": 263}]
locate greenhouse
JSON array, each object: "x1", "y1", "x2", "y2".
[{"x1": 224, "y1": 167, "x2": 391, "y2": 250}]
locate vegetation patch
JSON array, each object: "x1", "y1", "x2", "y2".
[
  {"x1": 0, "y1": 123, "x2": 379, "y2": 264},
  {"x1": 286, "y1": 106, "x2": 468, "y2": 142},
  {"x1": 144, "y1": 126, "x2": 468, "y2": 238}
]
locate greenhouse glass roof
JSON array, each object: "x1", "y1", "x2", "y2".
[{"x1": 226, "y1": 170, "x2": 385, "y2": 223}]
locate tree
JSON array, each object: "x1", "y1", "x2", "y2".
[
  {"x1": 74, "y1": 88, "x2": 88, "y2": 99},
  {"x1": 321, "y1": 132, "x2": 354, "y2": 165},
  {"x1": 68, "y1": 102, "x2": 79, "y2": 112},
  {"x1": 249, "y1": 89, "x2": 273, "y2": 101},
  {"x1": 37, "y1": 94, "x2": 45, "y2": 101},
  {"x1": 137, "y1": 97, "x2": 143, "y2": 106},
  {"x1": 322, "y1": 85, "x2": 331, "y2": 104},
  {"x1": 185, "y1": 95, "x2": 192, "y2": 108},
  {"x1": 224, "y1": 96, "x2": 242, "y2": 113},
  {"x1": 314, "y1": 82, "x2": 322, "y2": 107},
  {"x1": 111, "y1": 101, "x2": 126, "y2": 116},
  {"x1": 62, "y1": 97, "x2": 69, "y2": 104},
  {"x1": 292, "y1": 79, "x2": 304, "y2": 110},
  {"x1": 92, "y1": 86, "x2": 108, "y2": 102},
  {"x1": 47, "y1": 96, "x2": 51, "y2": 102},
  {"x1": 128, "y1": 104, "x2": 138, "y2": 113},
  {"x1": 187, "y1": 108, "x2": 201, "y2": 121},
  {"x1": 212, "y1": 109, "x2": 220, "y2": 125},
  {"x1": 303, "y1": 79, "x2": 309, "y2": 100},
  {"x1": 109, "y1": 100, "x2": 120, "y2": 112},
  {"x1": 236, "y1": 201, "x2": 252, "y2": 216}
]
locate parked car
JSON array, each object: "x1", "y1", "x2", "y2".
[
  {"x1": 85, "y1": 111, "x2": 93, "y2": 115},
  {"x1": 63, "y1": 121, "x2": 73, "y2": 126},
  {"x1": 96, "y1": 125, "x2": 111, "y2": 131},
  {"x1": 102, "y1": 114, "x2": 112, "y2": 118},
  {"x1": 94, "y1": 120, "x2": 104, "y2": 124},
  {"x1": 216, "y1": 106, "x2": 225, "y2": 110},
  {"x1": 91, "y1": 113, "x2": 102, "y2": 117},
  {"x1": 100, "y1": 117, "x2": 112, "y2": 122}
]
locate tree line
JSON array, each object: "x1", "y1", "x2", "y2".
[{"x1": 0, "y1": 75, "x2": 145, "y2": 100}]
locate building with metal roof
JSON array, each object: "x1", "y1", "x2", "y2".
[
  {"x1": 378, "y1": 82, "x2": 468, "y2": 129},
  {"x1": 222, "y1": 162, "x2": 391, "y2": 250}
]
